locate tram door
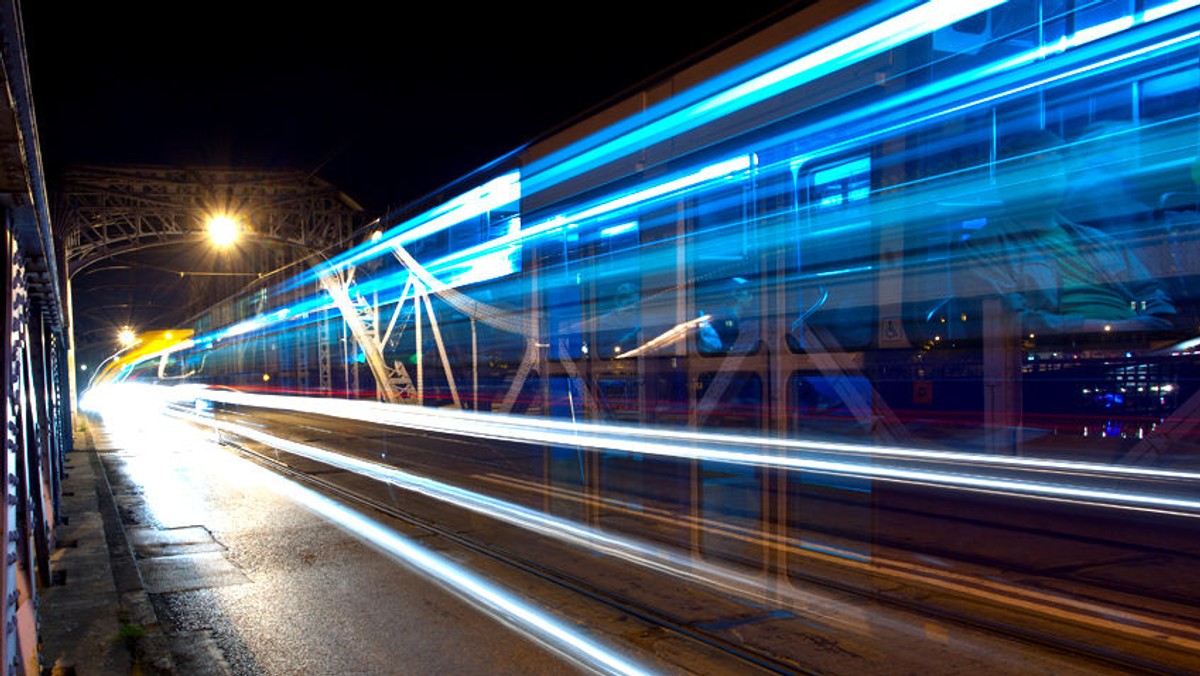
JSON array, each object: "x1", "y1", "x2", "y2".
[
  {"x1": 687, "y1": 178, "x2": 771, "y2": 565},
  {"x1": 540, "y1": 218, "x2": 644, "y2": 521},
  {"x1": 787, "y1": 154, "x2": 877, "y2": 564}
]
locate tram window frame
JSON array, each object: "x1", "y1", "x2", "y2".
[
  {"x1": 787, "y1": 153, "x2": 876, "y2": 354},
  {"x1": 696, "y1": 371, "x2": 764, "y2": 430},
  {"x1": 584, "y1": 219, "x2": 642, "y2": 362},
  {"x1": 1141, "y1": 67, "x2": 1200, "y2": 122},
  {"x1": 540, "y1": 216, "x2": 644, "y2": 363},
  {"x1": 690, "y1": 180, "x2": 759, "y2": 357}
]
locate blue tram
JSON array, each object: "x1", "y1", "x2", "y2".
[{"x1": 133, "y1": 0, "x2": 1200, "y2": 470}]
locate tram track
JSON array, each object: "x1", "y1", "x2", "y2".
[
  {"x1": 171, "y1": 402, "x2": 1200, "y2": 675},
  {"x1": 205, "y1": 419, "x2": 815, "y2": 676}
]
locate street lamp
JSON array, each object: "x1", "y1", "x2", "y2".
[
  {"x1": 117, "y1": 326, "x2": 137, "y2": 348},
  {"x1": 207, "y1": 214, "x2": 240, "y2": 248}
]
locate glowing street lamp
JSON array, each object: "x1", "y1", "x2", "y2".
[
  {"x1": 207, "y1": 214, "x2": 240, "y2": 248},
  {"x1": 117, "y1": 327, "x2": 137, "y2": 347}
]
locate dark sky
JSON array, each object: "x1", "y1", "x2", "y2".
[{"x1": 24, "y1": 2, "x2": 805, "y2": 213}]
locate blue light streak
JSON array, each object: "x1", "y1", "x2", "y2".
[
  {"x1": 201, "y1": 415, "x2": 818, "y2": 608},
  {"x1": 813, "y1": 157, "x2": 870, "y2": 186},
  {"x1": 95, "y1": 390, "x2": 1200, "y2": 663},
  {"x1": 160, "y1": 385, "x2": 1200, "y2": 518},
  {"x1": 1142, "y1": 0, "x2": 1199, "y2": 22},
  {"x1": 294, "y1": 171, "x2": 521, "y2": 285},
  {"x1": 741, "y1": 4, "x2": 1200, "y2": 198},
  {"x1": 522, "y1": 0, "x2": 1005, "y2": 197},
  {"x1": 414, "y1": 155, "x2": 753, "y2": 279},
  {"x1": 598, "y1": 222, "x2": 638, "y2": 239}
]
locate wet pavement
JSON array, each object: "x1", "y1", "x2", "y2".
[{"x1": 38, "y1": 412, "x2": 604, "y2": 675}]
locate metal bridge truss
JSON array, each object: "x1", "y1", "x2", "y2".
[
  {"x1": 321, "y1": 243, "x2": 540, "y2": 411},
  {"x1": 58, "y1": 164, "x2": 363, "y2": 277}
]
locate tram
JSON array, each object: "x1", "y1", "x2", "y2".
[{"x1": 124, "y1": 0, "x2": 1200, "y2": 468}]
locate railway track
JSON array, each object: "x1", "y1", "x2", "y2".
[{"x1": 166, "y1": 402, "x2": 1200, "y2": 674}]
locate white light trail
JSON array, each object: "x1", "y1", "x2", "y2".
[
  {"x1": 203, "y1": 416, "x2": 825, "y2": 608},
  {"x1": 263, "y1": 470, "x2": 657, "y2": 676},
  {"x1": 152, "y1": 384, "x2": 1200, "y2": 518}
]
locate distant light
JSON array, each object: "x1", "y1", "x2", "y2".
[
  {"x1": 80, "y1": 364, "x2": 88, "y2": 371},
  {"x1": 165, "y1": 332, "x2": 173, "y2": 340},
  {"x1": 370, "y1": 230, "x2": 383, "y2": 242},
  {"x1": 207, "y1": 215, "x2": 240, "y2": 248},
  {"x1": 117, "y1": 327, "x2": 137, "y2": 347},
  {"x1": 262, "y1": 373, "x2": 271, "y2": 382}
]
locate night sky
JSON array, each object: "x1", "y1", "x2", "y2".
[{"x1": 24, "y1": 2, "x2": 805, "y2": 213}]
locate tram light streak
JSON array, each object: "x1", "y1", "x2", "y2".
[
  {"x1": 145, "y1": 384, "x2": 1200, "y2": 518},
  {"x1": 523, "y1": 0, "x2": 1005, "y2": 196},
  {"x1": 201, "y1": 415, "x2": 821, "y2": 609},
  {"x1": 191, "y1": 428, "x2": 656, "y2": 676},
  {"x1": 1145, "y1": 0, "x2": 1200, "y2": 21}
]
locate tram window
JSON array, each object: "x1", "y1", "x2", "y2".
[
  {"x1": 932, "y1": 12, "x2": 990, "y2": 55},
  {"x1": 690, "y1": 182, "x2": 752, "y2": 272},
  {"x1": 789, "y1": 373, "x2": 875, "y2": 444},
  {"x1": 692, "y1": 180, "x2": 758, "y2": 356},
  {"x1": 585, "y1": 220, "x2": 641, "y2": 360},
  {"x1": 408, "y1": 227, "x2": 449, "y2": 263},
  {"x1": 543, "y1": 218, "x2": 642, "y2": 362},
  {"x1": 958, "y1": 126, "x2": 1180, "y2": 347},
  {"x1": 810, "y1": 156, "x2": 870, "y2": 209},
  {"x1": 1050, "y1": 85, "x2": 1133, "y2": 142},
  {"x1": 934, "y1": 1, "x2": 1072, "y2": 60},
  {"x1": 995, "y1": 1, "x2": 1070, "y2": 44},
  {"x1": 697, "y1": 372, "x2": 762, "y2": 429},
  {"x1": 487, "y1": 210, "x2": 519, "y2": 241},
  {"x1": 1074, "y1": 0, "x2": 1131, "y2": 32},
  {"x1": 1142, "y1": 68, "x2": 1200, "y2": 123},
  {"x1": 448, "y1": 214, "x2": 484, "y2": 253},
  {"x1": 695, "y1": 276, "x2": 758, "y2": 356},
  {"x1": 788, "y1": 155, "x2": 874, "y2": 353},
  {"x1": 597, "y1": 375, "x2": 639, "y2": 421},
  {"x1": 596, "y1": 280, "x2": 640, "y2": 359},
  {"x1": 649, "y1": 370, "x2": 688, "y2": 425}
]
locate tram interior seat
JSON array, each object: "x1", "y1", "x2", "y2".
[
  {"x1": 786, "y1": 285, "x2": 877, "y2": 353},
  {"x1": 901, "y1": 209, "x2": 994, "y2": 348}
]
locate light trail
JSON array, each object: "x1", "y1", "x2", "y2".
[
  {"x1": 522, "y1": 0, "x2": 1006, "y2": 196},
  {"x1": 198, "y1": 414, "x2": 835, "y2": 610},
  {"x1": 176, "y1": 396, "x2": 1200, "y2": 655},
  {"x1": 115, "y1": 383, "x2": 1200, "y2": 518},
  {"x1": 257, "y1": 463, "x2": 658, "y2": 676}
]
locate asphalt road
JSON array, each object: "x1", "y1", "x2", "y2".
[{"x1": 93, "y1": 412, "x2": 625, "y2": 675}]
